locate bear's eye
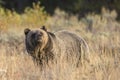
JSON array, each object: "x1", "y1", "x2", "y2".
[{"x1": 36, "y1": 31, "x2": 43, "y2": 36}]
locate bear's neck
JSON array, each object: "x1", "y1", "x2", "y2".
[{"x1": 43, "y1": 32, "x2": 55, "y2": 52}]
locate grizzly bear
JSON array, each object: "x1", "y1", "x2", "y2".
[{"x1": 24, "y1": 26, "x2": 90, "y2": 67}]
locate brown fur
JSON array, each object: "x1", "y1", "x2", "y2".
[{"x1": 24, "y1": 26, "x2": 90, "y2": 67}]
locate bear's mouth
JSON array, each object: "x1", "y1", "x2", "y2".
[
  {"x1": 35, "y1": 37, "x2": 42, "y2": 43},
  {"x1": 35, "y1": 34, "x2": 42, "y2": 42},
  {"x1": 34, "y1": 38, "x2": 42, "y2": 47}
]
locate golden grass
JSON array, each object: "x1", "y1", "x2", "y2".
[{"x1": 0, "y1": 8, "x2": 120, "y2": 80}]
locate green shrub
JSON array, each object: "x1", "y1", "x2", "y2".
[{"x1": 0, "y1": 2, "x2": 49, "y2": 32}]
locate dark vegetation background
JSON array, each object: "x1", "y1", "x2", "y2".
[{"x1": 1, "y1": 0, "x2": 120, "y2": 19}]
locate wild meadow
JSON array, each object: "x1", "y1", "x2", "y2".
[{"x1": 0, "y1": 4, "x2": 120, "y2": 80}]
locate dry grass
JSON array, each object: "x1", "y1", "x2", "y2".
[{"x1": 0, "y1": 8, "x2": 120, "y2": 80}]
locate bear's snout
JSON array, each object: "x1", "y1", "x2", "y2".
[{"x1": 34, "y1": 33, "x2": 43, "y2": 42}]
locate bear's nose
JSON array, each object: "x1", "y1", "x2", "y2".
[
  {"x1": 37, "y1": 32, "x2": 43, "y2": 38},
  {"x1": 35, "y1": 33, "x2": 42, "y2": 42}
]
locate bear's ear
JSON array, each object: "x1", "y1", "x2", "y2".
[
  {"x1": 41, "y1": 26, "x2": 47, "y2": 31},
  {"x1": 24, "y1": 28, "x2": 31, "y2": 35}
]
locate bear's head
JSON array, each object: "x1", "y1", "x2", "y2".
[{"x1": 24, "y1": 26, "x2": 49, "y2": 55}]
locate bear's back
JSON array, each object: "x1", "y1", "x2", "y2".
[
  {"x1": 54, "y1": 30, "x2": 89, "y2": 53},
  {"x1": 54, "y1": 30, "x2": 83, "y2": 43}
]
